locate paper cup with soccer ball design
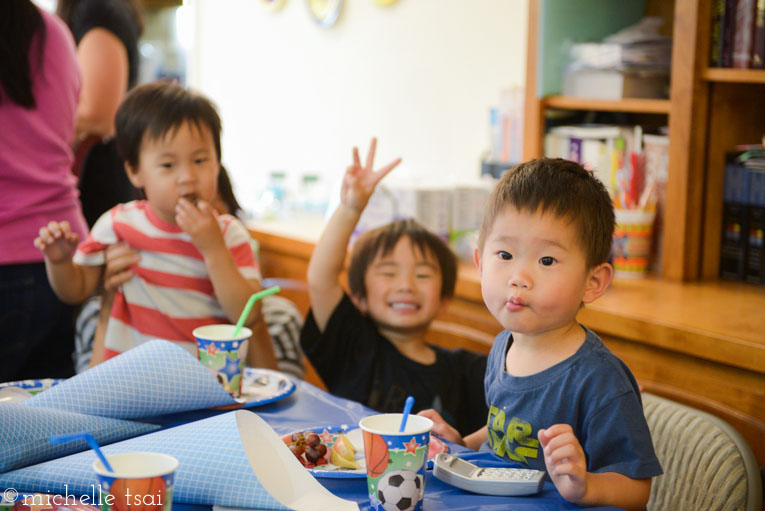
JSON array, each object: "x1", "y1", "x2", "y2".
[
  {"x1": 612, "y1": 209, "x2": 656, "y2": 278},
  {"x1": 93, "y1": 452, "x2": 178, "y2": 511},
  {"x1": 359, "y1": 414, "x2": 433, "y2": 511},
  {"x1": 193, "y1": 325, "x2": 251, "y2": 398}
]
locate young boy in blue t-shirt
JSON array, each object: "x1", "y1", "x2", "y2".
[{"x1": 421, "y1": 158, "x2": 662, "y2": 510}]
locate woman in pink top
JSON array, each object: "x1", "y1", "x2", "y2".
[{"x1": 0, "y1": 1, "x2": 87, "y2": 381}]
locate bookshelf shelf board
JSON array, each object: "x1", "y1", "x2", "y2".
[
  {"x1": 542, "y1": 95, "x2": 671, "y2": 114},
  {"x1": 702, "y1": 68, "x2": 765, "y2": 84}
]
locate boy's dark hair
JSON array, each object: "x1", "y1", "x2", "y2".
[
  {"x1": 478, "y1": 158, "x2": 615, "y2": 268},
  {"x1": 347, "y1": 219, "x2": 457, "y2": 300},
  {"x1": 115, "y1": 81, "x2": 222, "y2": 170}
]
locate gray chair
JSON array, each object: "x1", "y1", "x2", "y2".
[{"x1": 642, "y1": 392, "x2": 763, "y2": 511}]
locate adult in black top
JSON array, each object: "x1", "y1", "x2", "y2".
[
  {"x1": 301, "y1": 294, "x2": 489, "y2": 436},
  {"x1": 58, "y1": 0, "x2": 143, "y2": 228}
]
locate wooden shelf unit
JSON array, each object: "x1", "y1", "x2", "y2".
[
  {"x1": 702, "y1": 68, "x2": 765, "y2": 83},
  {"x1": 542, "y1": 95, "x2": 671, "y2": 114},
  {"x1": 524, "y1": 0, "x2": 765, "y2": 282}
]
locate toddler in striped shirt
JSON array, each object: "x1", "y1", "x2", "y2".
[{"x1": 35, "y1": 82, "x2": 278, "y2": 368}]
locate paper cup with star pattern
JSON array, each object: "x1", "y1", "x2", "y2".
[
  {"x1": 193, "y1": 325, "x2": 251, "y2": 398},
  {"x1": 359, "y1": 413, "x2": 432, "y2": 511}
]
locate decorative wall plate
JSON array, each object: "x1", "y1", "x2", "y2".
[
  {"x1": 307, "y1": 0, "x2": 341, "y2": 27},
  {"x1": 262, "y1": 0, "x2": 287, "y2": 12}
]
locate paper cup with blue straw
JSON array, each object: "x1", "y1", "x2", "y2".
[
  {"x1": 193, "y1": 286, "x2": 280, "y2": 397},
  {"x1": 359, "y1": 399, "x2": 433, "y2": 511},
  {"x1": 49, "y1": 433, "x2": 178, "y2": 511},
  {"x1": 93, "y1": 452, "x2": 178, "y2": 511}
]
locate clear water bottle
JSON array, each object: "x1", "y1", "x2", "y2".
[
  {"x1": 298, "y1": 173, "x2": 327, "y2": 216},
  {"x1": 254, "y1": 170, "x2": 287, "y2": 219}
]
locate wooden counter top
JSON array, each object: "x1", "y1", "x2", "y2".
[{"x1": 455, "y1": 263, "x2": 765, "y2": 374}]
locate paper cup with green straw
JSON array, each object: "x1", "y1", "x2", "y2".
[{"x1": 193, "y1": 286, "x2": 280, "y2": 397}]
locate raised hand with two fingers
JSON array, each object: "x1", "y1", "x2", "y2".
[{"x1": 341, "y1": 137, "x2": 402, "y2": 214}]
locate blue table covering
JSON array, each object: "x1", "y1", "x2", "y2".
[
  {"x1": 2, "y1": 369, "x2": 623, "y2": 511},
  {"x1": 159, "y1": 379, "x2": 623, "y2": 511}
]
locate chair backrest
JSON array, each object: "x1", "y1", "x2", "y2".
[
  {"x1": 642, "y1": 392, "x2": 763, "y2": 511},
  {"x1": 424, "y1": 320, "x2": 495, "y2": 355}
]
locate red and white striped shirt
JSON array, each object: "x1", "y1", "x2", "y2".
[{"x1": 74, "y1": 201, "x2": 260, "y2": 360}]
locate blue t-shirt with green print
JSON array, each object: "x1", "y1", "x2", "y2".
[{"x1": 480, "y1": 326, "x2": 662, "y2": 479}]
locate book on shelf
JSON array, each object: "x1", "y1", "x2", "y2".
[
  {"x1": 544, "y1": 124, "x2": 642, "y2": 195},
  {"x1": 711, "y1": 0, "x2": 764, "y2": 68},
  {"x1": 754, "y1": 0, "x2": 765, "y2": 68},
  {"x1": 733, "y1": 0, "x2": 757, "y2": 68},
  {"x1": 710, "y1": 0, "x2": 728, "y2": 66},
  {"x1": 723, "y1": 0, "x2": 737, "y2": 67}
]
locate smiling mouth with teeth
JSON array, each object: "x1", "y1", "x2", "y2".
[{"x1": 390, "y1": 302, "x2": 419, "y2": 310}]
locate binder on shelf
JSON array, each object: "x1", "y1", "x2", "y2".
[
  {"x1": 720, "y1": 154, "x2": 748, "y2": 280},
  {"x1": 745, "y1": 205, "x2": 765, "y2": 283},
  {"x1": 744, "y1": 156, "x2": 765, "y2": 283},
  {"x1": 720, "y1": 150, "x2": 765, "y2": 283}
]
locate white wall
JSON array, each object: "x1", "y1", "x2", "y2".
[{"x1": 188, "y1": 0, "x2": 527, "y2": 213}]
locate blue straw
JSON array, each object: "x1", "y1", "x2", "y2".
[
  {"x1": 399, "y1": 396, "x2": 415, "y2": 432},
  {"x1": 49, "y1": 432, "x2": 114, "y2": 473}
]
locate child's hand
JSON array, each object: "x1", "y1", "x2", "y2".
[
  {"x1": 538, "y1": 424, "x2": 588, "y2": 503},
  {"x1": 34, "y1": 221, "x2": 79, "y2": 264},
  {"x1": 341, "y1": 137, "x2": 402, "y2": 213},
  {"x1": 418, "y1": 409, "x2": 465, "y2": 446},
  {"x1": 175, "y1": 198, "x2": 225, "y2": 255},
  {"x1": 103, "y1": 242, "x2": 141, "y2": 291}
]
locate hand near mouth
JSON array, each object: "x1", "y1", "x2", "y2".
[{"x1": 175, "y1": 197, "x2": 224, "y2": 254}]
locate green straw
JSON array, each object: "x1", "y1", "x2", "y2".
[{"x1": 233, "y1": 286, "x2": 281, "y2": 336}]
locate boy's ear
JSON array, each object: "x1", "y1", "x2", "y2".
[
  {"x1": 582, "y1": 262, "x2": 614, "y2": 304},
  {"x1": 124, "y1": 162, "x2": 144, "y2": 189},
  {"x1": 473, "y1": 248, "x2": 482, "y2": 276}
]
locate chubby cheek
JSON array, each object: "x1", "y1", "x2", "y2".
[{"x1": 480, "y1": 272, "x2": 505, "y2": 310}]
